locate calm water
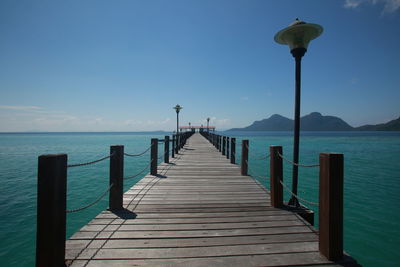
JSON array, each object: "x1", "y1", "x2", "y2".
[{"x1": 0, "y1": 131, "x2": 399, "y2": 266}]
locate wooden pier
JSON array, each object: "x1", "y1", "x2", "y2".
[{"x1": 63, "y1": 133, "x2": 355, "y2": 266}]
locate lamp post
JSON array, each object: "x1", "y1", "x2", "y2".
[
  {"x1": 274, "y1": 19, "x2": 323, "y2": 207},
  {"x1": 207, "y1": 117, "x2": 210, "y2": 133},
  {"x1": 189, "y1": 122, "x2": 191, "y2": 132},
  {"x1": 173, "y1": 104, "x2": 182, "y2": 133}
]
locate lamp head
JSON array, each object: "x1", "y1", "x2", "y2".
[
  {"x1": 173, "y1": 104, "x2": 182, "y2": 113},
  {"x1": 274, "y1": 18, "x2": 323, "y2": 52}
]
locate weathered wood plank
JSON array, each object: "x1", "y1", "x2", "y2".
[
  {"x1": 93, "y1": 210, "x2": 295, "y2": 219},
  {"x1": 87, "y1": 215, "x2": 298, "y2": 225},
  {"x1": 92, "y1": 242, "x2": 319, "y2": 259},
  {"x1": 82, "y1": 252, "x2": 334, "y2": 267},
  {"x1": 101, "y1": 233, "x2": 318, "y2": 248}
]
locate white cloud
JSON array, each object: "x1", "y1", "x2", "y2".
[
  {"x1": 216, "y1": 118, "x2": 230, "y2": 126},
  {"x1": 124, "y1": 119, "x2": 143, "y2": 126},
  {"x1": 344, "y1": 0, "x2": 400, "y2": 13},
  {"x1": 0, "y1": 105, "x2": 42, "y2": 111},
  {"x1": 382, "y1": 0, "x2": 400, "y2": 12},
  {"x1": 344, "y1": 0, "x2": 362, "y2": 8},
  {"x1": 145, "y1": 118, "x2": 171, "y2": 126},
  {"x1": 0, "y1": 104, "x2": 174, "y2": 132},
  {"x1": 192, "y1": 117, "x2": 230, "y2": 129}
]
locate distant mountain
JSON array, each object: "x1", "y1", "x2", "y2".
[
  {"x1": 301, "y1": 112, "x2": 353, "y2": 131},
  {"x1": 228, "y1": 112, "x2": 356, "y2": 131},
  {"x1": 356, "y1": 116, "x2": 400, "y2": 131},
  {"x1": 229, "y1": 114, "x2": 293, "y2": 131}
]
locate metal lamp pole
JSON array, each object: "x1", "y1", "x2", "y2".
[
  {"x1": 274, "y1": 19, "x2": 323, "y2": 207},
  {"x1": 290, "y1": 47, "x2": 306, "y2": 207},
  {"x1": 207, "y1": 118, "x2": 210, "y2": 133},
  {"x1": 173, "y1": 104, "x2": 182, "y2": 134}
]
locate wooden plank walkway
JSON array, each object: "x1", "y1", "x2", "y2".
[{"x1": 65, "y1": 133, "x2": 342, "y2": 266}]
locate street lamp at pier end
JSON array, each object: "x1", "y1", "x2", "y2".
[
  {"x1": 207, "y1": 118, "x2": 210, "y2": 133},
  {"x1": 274, "y1": 19, "x2": 323, "y2": 207},
  {"x1": 173, "y1": 104, "x2": 183, "y2": 133}
]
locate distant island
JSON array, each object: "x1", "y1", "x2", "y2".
[{"x1": 227, "y1": 112, "x2": 400, "y2": 131}]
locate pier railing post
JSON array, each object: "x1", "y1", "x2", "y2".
[
  {"x1": 319, "y1": 153, "x2": 344, "y2": 261},
  {"x1": 270, "y1": 146, "x2": 283, "y2": 208},
  {"x1": 175, "y1": 134, "x2": 179, "y2": 154},
  {"x1": 164, "y1": 136, "x2": 169, "y2": 163},
  {"x1": 109, "y1": 145, "x2": 124, "y2": 211},
  {"x1": 241, "y1": 140, "x2": 249, "y2": 175},
  {"x1": 226, "y1": 137, "x2": 230, "y2": 159},
  {"x1": 219, "y1": 136, "x2": 222, "y2": 152},
  {"x1": 230, "y1": 138, "x2": 236, "y2": 164},
  {"x1": 36, "y1": 154, "x2": 67, "y2": 267},
  {"x1": 171, "y1": 135, "x2": 175, "y2": 158},
  {"x1": 181, "y1": 133, "x2": 184, "y2": 149},
  {"x1": 222, "y1": 136, "x2": 226, "y2": 155},
  {"x1": 151, "y1": 138, "x2": 158, "y2": 175}
]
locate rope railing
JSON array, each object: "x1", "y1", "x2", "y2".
[
  {"x1": 67, "y1": 153, "x2": 114, "y2": 168},
  {"x1": 124, "y1": 144, "x2": 153, "y2": 157},
  {"x1": 250, "y1": 171, "x2": 269, "y2": 182},
  {"x1": 279, "y1": 180, "x2": 319, "y2": 207},
  {"x1": 240, "y1": 141, "x2": 270, "y2": 161},
  {"x1": 66, "y1": 183, "x2": 114, "y2": 213},
  {"x1": 245, "y1": 160, "x2": 268, "y2": 181},
  {"x1": 124, "y1": 160, "x2": 153, "y2": 180},
  {"x1": 277, "y1": 152, "x2": 319, "y2": 167}
]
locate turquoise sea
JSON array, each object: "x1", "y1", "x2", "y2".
[{"x1": 0, "y1": 131, "x2": 399, "y2": 266}]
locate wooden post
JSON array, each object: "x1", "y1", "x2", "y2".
[
  {"x1": 164, "y1": 136, "x2": 169, "y2": 163},
  {"x1": 270, "y1": 146, "x2": 283, "y2": 208},
  {"x1": 175, "y1": 134, "x2": 179, "y2": 154},
  {"x1": 226, "y1": 137, "x2": 230, "y2": 159},
  {"x1": 171, "y1": 135, "x2": 175, "y2": 158},
  {"x1": 241, "y1": 140, "x2": 249, "y2": 175},
  {"x1": 222, "y1": 136, "x2": 226, "y2": 155},
  {"x1": 219, "y1": 136, "x2": 222, "y2": 152},
  {"x1": 150, "y1": 138, "x2": 158, "y2": 175},
  {"x1": 181, "y1": 133, "x2": 184, "y2": 149},
  {"x1": 36, "y1": 154, "x2": 67, "y2": 267},
  {"x1": 109, "y1": 145, "x2": 124, "y2": 211},
  {"x1": 319, "y1": 153, "x2": 344, "y2": 261},
  {"x1": 230, "y1": 138, "x2": 236, "y2": 164}
]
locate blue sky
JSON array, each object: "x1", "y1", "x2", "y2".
[{"x1": 0, "y1": 0, "x2": 399, "y2": 131}]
